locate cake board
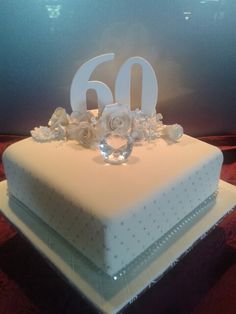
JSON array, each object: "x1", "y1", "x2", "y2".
[{"x1": 0, "y1": 180, "x2": 236, "y2": 314}]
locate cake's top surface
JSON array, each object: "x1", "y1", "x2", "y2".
[{"x1": 4, "y1": 135, "x2": 222, "y2": 219}]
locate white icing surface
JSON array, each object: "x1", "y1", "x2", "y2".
[{"x1": 3, "y1": 135, "x2": 223, "y2": 275}]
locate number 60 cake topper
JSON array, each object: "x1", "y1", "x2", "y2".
[{"x1": 70, "y1": 53, "x2": 158, "y2": 116}]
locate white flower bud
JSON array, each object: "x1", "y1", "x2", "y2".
[
  {"x1": 48, "y1": 107, "x2": 69, "y2": 129},
  {"x1": 164, "y1": 124, "x2": 184, "y2": 141}
]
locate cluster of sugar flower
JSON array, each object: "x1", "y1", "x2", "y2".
[{"x1": 31, "y1": 103, "x2": 183, "y2": 147}]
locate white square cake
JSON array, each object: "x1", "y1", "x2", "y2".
[{"x1": 3, "y1": 134, "x2": 223, "y2": 276}]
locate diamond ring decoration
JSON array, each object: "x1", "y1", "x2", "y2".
[{"x1": 99, "y1": 133, "x2": 134, "y2": 164}]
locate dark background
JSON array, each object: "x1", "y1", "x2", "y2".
[{"x1": 0, "y1": 0, "x2": 236, "y2": 136}]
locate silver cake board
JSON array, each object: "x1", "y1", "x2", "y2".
[{"x1": 0, "y1": 180, "x2": 236, "y2": 314}]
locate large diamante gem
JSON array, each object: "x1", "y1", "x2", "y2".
[{"x1": 99, "y1": 133, "x2": 133, "y2": 164}]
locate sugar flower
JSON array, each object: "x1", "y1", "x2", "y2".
[
  {"x1": 100, "y1": 103, "x2": 132, "y2": 135},
  {"x1": 48, "y1": 107, "x2": 69, "y2": 129}
]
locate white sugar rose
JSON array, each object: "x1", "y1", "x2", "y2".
[
  {"x1": 66, "y1": 123, "x2": 80, "y2": 140},
  {"x1": 53, "y1": 124, "x2": 67, "y2": 140},
  {"x1": 48, "y1": 107, "x2": 69, "y2": 129},
  {"x1": 70, "y1": 110, "x2": 95, "y2": 124},
  {"x1": 69, "y1": 122, "x2": 96, "y2": 147},
  {"x1": 100, "y1": 103, "x2": 132, "y2": 135}
]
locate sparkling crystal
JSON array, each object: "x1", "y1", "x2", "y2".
[{"x1": 99, "y1": 133, "x2": 133, "y2": 164}]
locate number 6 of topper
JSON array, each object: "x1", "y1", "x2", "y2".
[{"x1": 70, "y1": 53, "x2": 158, "y2": 116}]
